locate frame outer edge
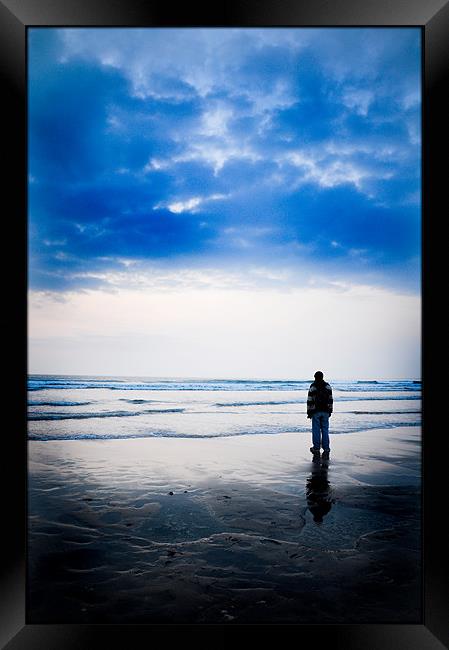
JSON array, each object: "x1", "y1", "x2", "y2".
[
  {"x1": 0, "y1": 1, "x2": 27, "y2": 648},
  {"x1": 1, "y1": 0, "x2": 448, "y2": 647},
  {"x1": 423, "y1": 1, "x2": 449, "y2": 647},
  {"x1": 0, "y1": 0, "x2": 448, "y2": 26}
]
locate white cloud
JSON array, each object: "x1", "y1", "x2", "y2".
[
  {"x1": 341, "y1": 88, "x2": 374, "y2": 116},
  {"x1": 281, "y1": 150, "x2": 369, "y2": 190},
  {"x1": 144, "y1": 141, "x2": 261, "y2": 176},
  {"x1": 43, "y1": 238, "x2": 67, "y2": 247},
  {"x1": 61, "y1": 265, "x2": 296, "y2": 292},
  {"x1": 402, "y1": 88, "x2": 421, "y2": 110},
  {"x1": 176, "y1": 139, "x2": 263, "y2": 175},
  {"x1": 59, "y1": 28, "x2": 301, "y2": 107},
  {"x1": 278, "y1": 146, "x2": 395, "y2": 193},
  {"x1": 200, "y1": 104, "x2": 233, "y2": 137},
  {"x1": 165, "y1": 197, "x2": 202, "y2": 214},
  {"x1": 143, "y1": 158, "x2": 170, "y2": 173},
  {"x1": 57, "y1": 28, "x2": 419, "y2": 200},
  {"x1": 153, "y1": 193, "x2": 228, "y2": 214}
]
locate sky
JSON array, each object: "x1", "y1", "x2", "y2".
[{"x1": 28, "y1": 28, "x2": 421, "y2": 379}]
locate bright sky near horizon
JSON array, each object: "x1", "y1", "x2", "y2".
[{"x1": 28, "y1": 28, "x2": 421, "y2": 379}]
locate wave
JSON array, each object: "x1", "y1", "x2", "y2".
[
  {"x1": 27, "y1": 375, "x2": 421, "y2": 393},
  {"x1": 28, "y1": 420, "x2": 421, "y2": 442},
  {"x1": 27, "y1": 400, "x2": 422, "y2": 422},
  {"x1": 28, "y1": 408, "x2": 185, "y2": 421},
  {"x1": 338, "y1": 395, "x2": 420, "y2": 401},
  {"x1": 28, "y1": 382, "x2": 310, "y2": 392},
  {"x1": 336, "y1": 387, "x2": 420, "y2": 393},
  {"x1": 27, "y1": 401, "x2": 92, "y2": 407},
  {"x1": 119, "y1": 399, "x2": 161, "y2": 404},
  {"x1": 215, "y1": 400, "x2": 303, "y2": 407},
  {"x1": 215, "y1": 396, "x2": 420, "y2": 407},
  {"x1": 348, "y1": 410, "x2": 421, "y2": 415}
]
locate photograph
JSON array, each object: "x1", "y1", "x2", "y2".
[
  {"x1": 27, "y1": 26, "x2": 422, "y2": 625},
  {"x1": 1, "y1": 1, "x2": 448, "y2": 648}
]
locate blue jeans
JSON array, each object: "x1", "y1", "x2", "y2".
[{"x1": 312, "y1": 412, "x2": 330, "y2": 451}]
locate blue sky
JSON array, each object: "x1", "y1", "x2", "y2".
[
  {"x1": 28, "y1": 28, "x2": 421, "y2": 378},
  {"x1": 29, "y1": 28, "x2": 421, "y2": 293}
]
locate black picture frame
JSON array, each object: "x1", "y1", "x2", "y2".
[{"x1": 1, "y1": 1, "x2": 447, "y2": 648}]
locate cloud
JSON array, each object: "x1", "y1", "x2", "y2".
[
  {"x1": 154, "y1": 193, "x2": 228, "y2": 214},
  {"x1": 28, "y1": 27, "x2": 421, "y2": 293}
]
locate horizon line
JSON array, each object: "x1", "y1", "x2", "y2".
[{"x1": 27, "y1": 373, "x2": 421, "y2": 381}]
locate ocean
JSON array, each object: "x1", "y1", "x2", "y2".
[{"x1": 27, "y1": 375, "x2": 421, "y2": 442}]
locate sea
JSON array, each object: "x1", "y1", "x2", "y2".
[{"x1": 27, "y1": 375, "x2": 421, "y2": 442}]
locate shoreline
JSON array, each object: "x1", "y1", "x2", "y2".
[{"x1": 28, "y1": 426, "x2": 421, "y2": 623}]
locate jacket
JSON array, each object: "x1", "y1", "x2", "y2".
[{"x1": 307, "y1": 380, "x2": 333, "y2": 417}]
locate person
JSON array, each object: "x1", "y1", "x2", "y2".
[{"x1": 307, "y1": 370, "x2": 333, "y2": 454}]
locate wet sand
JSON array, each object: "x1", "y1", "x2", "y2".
[{"x1": 28, "y1": 427, "x2": 421, "y2": 623}]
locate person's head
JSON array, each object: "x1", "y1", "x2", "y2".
[{"x1": 314, "y1": 370, "x2": 324, "y2": 382}]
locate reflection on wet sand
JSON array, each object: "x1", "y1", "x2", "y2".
[
  {"x1": 28, "y1": 429, "x2": 422, "y2": 623},
  {"x1": 306, "y1": 452, "x2": 334, "y2": 524}
]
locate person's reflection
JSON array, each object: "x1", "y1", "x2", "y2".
[{"x1": 306, "y1": 451, "x2": 333, "y2": 524}]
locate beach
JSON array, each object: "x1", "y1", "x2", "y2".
[{"x1": 27, "y1": 379, "x2": 421, "y2": 624}]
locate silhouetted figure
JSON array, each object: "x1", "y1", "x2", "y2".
[
  {"x1": 307, "y1": 370, "x2": 333, "y2": 453},
  {"x1": 306, "y1": 452, "x2": 333, "y2": 524}
]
